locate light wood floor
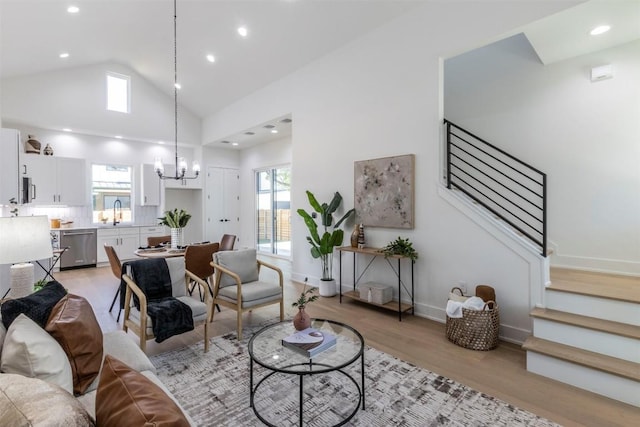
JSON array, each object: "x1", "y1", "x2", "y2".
[{"x1": 56, "y1": 258, "x2": 639, "y2": 427}]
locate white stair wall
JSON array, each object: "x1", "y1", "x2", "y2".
[{"x1": 545, "y1": 290, "x2": 640, "y2": 326}]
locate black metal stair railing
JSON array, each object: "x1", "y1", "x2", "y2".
[{"x1": 444, "y1": 119, "x2": 547, "y2": 257}]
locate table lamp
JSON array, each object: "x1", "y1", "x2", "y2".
[{"x1": 0, "y1": 216, "x2": 53, "y2": 298}]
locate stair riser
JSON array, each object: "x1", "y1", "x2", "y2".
[
  {"x1": 533, "y1": 318, "x2": 640, "y2": 363},
  {"x1": 545, "y1": 290, "x2": 640, "y2": 326},
  {"x1": 527, "y1": 352, "x2": 640, "y2": 407}
]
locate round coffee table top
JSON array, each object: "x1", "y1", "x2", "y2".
[{"x1": 248, "y1": 319, "x2": 364, "y2": 374}]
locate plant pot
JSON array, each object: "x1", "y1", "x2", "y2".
[
  {"x1": 318, "y1": 278, "x2": 336, "y2": 297},
  {"x1": 293, "y1": 307, "x2": 311, "y2": 331},
  {"x1": 170, "y1": 227, "x2": 183, "y2": 249}
]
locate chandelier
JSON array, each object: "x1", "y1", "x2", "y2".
[{"x1": 155, "y1": 0, "x2": 200, "y2": 180}]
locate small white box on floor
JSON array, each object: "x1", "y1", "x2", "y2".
[{"x1": 359, "y1": 282, "x2": 393, "y2": 304}]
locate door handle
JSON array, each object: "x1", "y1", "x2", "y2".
[{"x1": 32, "y1": 184, "x2": 36, "y2": 200}]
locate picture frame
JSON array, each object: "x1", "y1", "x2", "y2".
[{"x1": 354, "y1": 154, "x2": 415, "y2": 229}]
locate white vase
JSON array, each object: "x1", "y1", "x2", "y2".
[
  {"x1": 170, "y1": 227, "x2": 183, "y2": 249},
  {"x1": 318, "y1": 278, "x2": 336, "y2": 297}
]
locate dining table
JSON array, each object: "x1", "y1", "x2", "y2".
[{"x1": 133, "y1": 247, "x2": 185, "y2": 258}]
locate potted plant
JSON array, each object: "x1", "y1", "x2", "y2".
[
  {"x1": 291, "y1": 278, "x2": 319, "y2": 330},
  {"x1": 380, "y1": 236, "x2": 419, "y2": 261},
  {"x1": 158, "y1": 208, "x2": 191, "y2": 249},
  {"x1": 297, "y1": 191, "x2": 354, "y2": 296}
]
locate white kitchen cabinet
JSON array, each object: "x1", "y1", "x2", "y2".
[
  {"x1": 163, "y1": 164, "x2": 202, "y2": 189},
  {"x1": 139, "y1": 225, "x2": 167, "y2": 247},
  {"x1": 21, "y1": 155, "x2": 86, "y2": 205},
  {"x1": 97, "y1": 227, "x2": 140, "y2": 263},
  {"x1": 205, "y1": 167, "x2": 240, "y2": 243},
  {"x1": 0, "y1": 129, "x2": 20, "y2": 206},
  {"x1": 139, "y1": 164, "x2": 161, "y2": 206}
]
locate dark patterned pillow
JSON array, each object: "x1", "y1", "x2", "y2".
[{"x1": 1, "y1": 281, "x2": 67, "y2": 329}]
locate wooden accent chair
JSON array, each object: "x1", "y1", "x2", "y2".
[
  {"x1": 121, "y1": 257, "x2": 212, "y2": 353},
  {"x1": 210, "y1": 248, "x2": 283, "y2": 340},
  {"x1": 184, "y1": 242, "x2": 219, "y2": 300},
  {"x1": 219, "y1": 234, "x2": 236, "y2": 251},
  {"x1": 104, "y1": 244, "x2": 123, "y2": 322},
  {"x1": 147, "y1": 235, "x2": 171, "y2": 247}
]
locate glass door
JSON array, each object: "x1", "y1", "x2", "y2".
[{"x1": 256, "y1": 167, "x2": 291, "y2": 257}]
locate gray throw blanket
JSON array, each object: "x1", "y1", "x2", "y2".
[{"x1": 120, "y1": 258, "x2": 194, "y2": 343}]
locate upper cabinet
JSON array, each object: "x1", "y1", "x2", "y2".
[
  {"x1": 0, "y1": 129, "x2": 20, "y2": 205},
  {"x1": 21, "y1": 155, "x2": 86, "y2": 205},
  {"x1": 162, "y1": 164, "x2": 202, "y2": 190},
  {"x1": 140, "y1": 164, "x2": 161, "y2": 206}
]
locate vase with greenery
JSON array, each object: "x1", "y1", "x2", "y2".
[
  {"x1": 297, "y1": 191, "x2": 354, "y2": 296},
  {"x1": 158, "y1": 209, "x2": 191, "y2": 249},
  {"x1": 380, "y1": 236, "x2": 419, "y2": 261},
  {"x1": 291, "y1": 278, "x2": 318, "y2": 330}
]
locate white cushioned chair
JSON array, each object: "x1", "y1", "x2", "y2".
[
  {"x1": 210, "y1": 248, "x2": 284, "y2": 340},
  {"x1": 122, "y1": 257, "x2": 212, "y2": 353}
]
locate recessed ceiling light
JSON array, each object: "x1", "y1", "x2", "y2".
[
  {"x1": 244, "y1": 132, "x2": 255, "y2": 135},
  {"x1": 232, "y1": 142, "x2": 239, "y2": 146},
  {"x1": 237, "y1": 26, "x2": 248, "y2": 38},
  {"x1": 271, "y1": 129, "x2": 278, "y2": 134},
  {"x1": 67, "y1": 6, "x2": 79, "y2": 14},
  {"x1": 174, "y1": 83, "x2": 181, "y2": 90},
  {"x1": 62, "y1": 128, "x2": 72, "y2": 132},
  {"x1": 115, "y1": 135, "x2": 123, "y2": 139},
  {"x1": 206, "y1": 54, "x2": 215, "y2": 63},
  {"x1": 59, "y1": 52, "x2": 70, "y2": 59},
  {"x1": 280, "y1": 118, "x2": 292, "y2": 123},
  {"x1": 263, "y1": 124, "x2": 275, "y2": 129},
  {"x1": 220, "y1": 140, "x2": 230, "y2": 144},
  {"x1": 590, "y1": 25, "x2": 610, "y2": 36}
]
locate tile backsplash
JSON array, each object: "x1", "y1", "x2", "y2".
[{"x1": 12, "y1": 205, "x2": 160, "y2": 227}]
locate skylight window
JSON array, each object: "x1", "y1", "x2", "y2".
[{"x1": 106, "y1": 72, "x2": 130, "y2": 113}]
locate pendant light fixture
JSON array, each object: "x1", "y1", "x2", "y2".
[{"x1": 155, "y1": 0, "x2": 200, "y2": 180}]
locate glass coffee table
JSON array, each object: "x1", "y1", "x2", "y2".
[{"x1": 248, "y1": 319, "x2": 365, "y2": 426}]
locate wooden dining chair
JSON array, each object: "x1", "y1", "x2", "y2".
[
  {"x1": 104, "y1": 244, "x2": 123, "y2": 322},
  {"x1": 219, "y1": 234, "x2": 236, "y2": 251},
  {"x1": 147, "y1": 235, "x2": 171, "y2": 247},
  {"x1": 184, "y1": 242, "x2": 219, "y2": 300}
]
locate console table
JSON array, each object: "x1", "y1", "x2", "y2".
[{"x1": 338, "y1": 246, "x2": 414, "y2": 321}]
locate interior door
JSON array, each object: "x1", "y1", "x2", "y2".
[{"x1": 205, "y1": 167, "x2": 239, "y2": 244}]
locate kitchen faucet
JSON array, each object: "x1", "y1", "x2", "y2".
[{"x1": 113, "y1": 199, "x2": 122, "y2": 226}]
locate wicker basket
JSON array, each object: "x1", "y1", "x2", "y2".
[{"x1": 446, "y1": 288, "x2": 500, "y2": 351}]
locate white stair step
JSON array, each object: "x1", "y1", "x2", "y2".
[{"x1": 545, "y1": 290, "x2": 640, "y2": 325}]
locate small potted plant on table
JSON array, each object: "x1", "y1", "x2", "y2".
[{"x1": 158, "y1": 208, "x2": 191, "y2": 249}]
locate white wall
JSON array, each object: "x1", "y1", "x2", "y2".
[
  {"x1": 445, "y1": 35, "x2": 640, "y2": 274},
  {"x1": 1, "y1": 62, "x2": 201, "y2": 146},
  {"x1": 200, "y1": 1, "x2": 581, "y2": 342},
  {"x1": 239, "y1": 136, "x2": 292, "y2": 251}
]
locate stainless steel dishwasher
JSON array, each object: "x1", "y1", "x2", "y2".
[{"x1": 60, "y1": 228, "x2": 97, "y2": 270}]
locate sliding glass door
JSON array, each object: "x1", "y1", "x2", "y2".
[{"x1": 256, "y1": 167, "x2": 291, "y2": 257}]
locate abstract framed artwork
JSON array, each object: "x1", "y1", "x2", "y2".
[{"x1": 354, "y1": 154, "x2": 415, "y2": 229}]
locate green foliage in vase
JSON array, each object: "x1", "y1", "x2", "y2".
[
  {"x1": 297, "y1": 191, "x2": 354, "y2": 280},
  {"x1": 292, "y1": 278, "x2": 319, "y2": 308},
  {"x1": 9, "y1": 197, "x2": 18, "y2": 217},
  {"x1": 381, "y1": 236, "x2": 419, "y2": 260},
  {"x1": 158, "y1": 208, "x2": 191, "y2": 228}
]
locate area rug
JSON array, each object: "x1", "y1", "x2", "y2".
[{"x1": 150, "y1": 328, "x2": 559, "y2": 427}]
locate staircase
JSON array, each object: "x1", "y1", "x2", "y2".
[{"x1": 523, "y1": 267, "x2": 640, "y2": 407}]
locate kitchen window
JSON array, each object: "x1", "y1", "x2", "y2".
[{"x1": 92, "y1": 164, "x2": 132, "y2": 224}]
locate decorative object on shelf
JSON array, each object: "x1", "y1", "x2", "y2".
[
  {"x1": 297, "y1": 191, "x2": 354, "y2": 297},
  {"x1": 158, "y1": 209, "x2": 191, "y2": 249},
  {"x1": 354, "y1": 154, "x2": 415, "y2": 229},
  {"x1": 153, "y1": 0, "x2": 200, "y2": 181},
  {"x1": 380, "y1": 236, "x2": 418, "y2": 260},
  {"x1": 43, "y1": 143, "x2": 54, "y2": 156},
  {"x1": 0, "y1": 216, "x2": 53, "y2": 298},
  {"x1": 349, "y1": 224, "x2": 359, "y2": 248},
  {"x1": 25, "y1": 135, "x2": 42, "y2": 154},
  {"x1": 9, "y1": 197, "x2": 19, "y2": 217},
  {"x1": 292, "y1": 278, "x2": 318, "y2": 330},
  {"x1": 357, "y1": 223, "x2": 365, "y2": 249}
]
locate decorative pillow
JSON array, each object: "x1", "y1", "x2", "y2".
[
  {"x1": 46, "y1": 294, "x2": 103, "y2": 395},
  {"x1": 0, "y1": 373, "x2": 93, "y2": 427},
  {"x1": 96, "y1": 355, "x2": 190, "y2": 427},
  {"x1": 0, "y1": 314, "x2": 73, "y2": 394},
  {"x1": 214, "y1": 248, "x2": 259, "y2": 288},
  {"x1": 1, "y1": 281, "x2": 67, "y2": 329}
]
